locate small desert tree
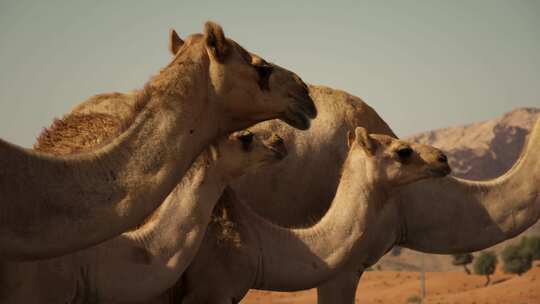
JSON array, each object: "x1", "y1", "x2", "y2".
[
  {"x1": 451, "y1": 253, "x2": 474, "y2": 275},
  {"x1": 473, "y1": 251, "x2": 497, "y2": 286},
  {"x1": 520, "y1": 236, "x2": 540, "y2": 261},
  {"x1": 406, "y1": 294, "x2": 421, "y2": 304},
  {"x1": 501, "y1": 243, "x2": 532, "y2": 276}
]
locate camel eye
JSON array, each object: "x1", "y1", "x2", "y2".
[
  {"x1": 396, "y1": 147, "x2": 413, "y2": 160},
  {"x1": 255, "y1": 63, "x2": 273, "y2": 78},
  {"x1": 254, "y1": 63, "x2": 273, "y2": 90},
  {"x1": 237, "y1": 131, "x2": 254, "y2": 150}
]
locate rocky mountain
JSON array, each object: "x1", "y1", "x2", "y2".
[
  {"x1": 409, "y1": 107, "x2": 539, "y2": 180},
  {"x1": 378, "y1": 107, "x2": 540, "y2": 271}
]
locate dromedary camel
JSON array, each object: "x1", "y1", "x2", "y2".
[
  {"x1": 0, "y1": 22, "x2": 316, "y2": 260},
  {"x1": 36, "y1": 74, "x2": 540, "y2": 303},
  {"x1": 0, "y1": 130, "x2": 288, "y2": 303},
  {"x1": 230, "y1": 91, "x2": 540, "y2": 303},
  {"x1": 176, "y1": 127, "x2": 451, "y2": 303}
]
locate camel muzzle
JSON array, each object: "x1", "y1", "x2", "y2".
[
  {"x1": 265, "y1": 134, "x2": 287, "y2": 160},
  {"x1": 428, "y1": 164, "x2": 452, "y2": 177}
]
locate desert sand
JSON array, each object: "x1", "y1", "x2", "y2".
[{"x1": 242, "y1": 262, "x2": 540, "y2": 303}]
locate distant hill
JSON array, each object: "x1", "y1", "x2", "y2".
[
  {"x1": 409, "y1": 107, "x2": 539, "y2": 180},
  {"x1": 378, "y1": 107, "x2": 540, "y2": 271}
]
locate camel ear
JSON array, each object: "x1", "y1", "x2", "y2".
[
  {"x1": 168, "y1": 29, "x2": 184, "y2": 55},
  {"x1": 209, "y1": 144, "x2": 220, "y2": 161},
  {"x1": 204, "y1": 21, "x2": 229, "y2": 62},
  {"x1": 354, "y1": 127, "x2": 377, "y2": 155},
  {"x1": 347, "y1": 130, "x2": 355, "y2": 148}
]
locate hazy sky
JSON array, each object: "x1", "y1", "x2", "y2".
[{"x1": 1, "y1": 0, "x2": 539, "y2": 147}]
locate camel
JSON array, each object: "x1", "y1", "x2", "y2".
[
  {"x1": 0, "y1": 130, "x2": 288, "y2": 303},
  {"x1": 230, "y1": 90, "x2": 540, "y2": 303},
  {"x1": 38, "y1": 77, "x2": 540, "y2": 303},
  {"x1": 23, "y1": 36, "x2": 539, "y2": 300},
  {"x1": 0, "y1": 22, "x2": 316, "y2": 260},
  {"x1": 175, "y1": 127, "x2": 450, "y2": 303}
]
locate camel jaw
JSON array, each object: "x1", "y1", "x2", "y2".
[
  {"x1": 427, "y1": 165, "x2": 452, "y2": 177},
  {"x1": 280, "y1": 109, "x2": 311, "y2": 130},
  {"x1": 278, "y1": 92, "x2": 317, "y2": 130}
]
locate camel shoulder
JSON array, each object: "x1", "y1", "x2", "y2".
[
  {"x1": 34, "y1": 92, "x2": 140, "y2": 155},
  {"x1": 34, "y1": 113, "x2": 123, "y2": 155},
  {"x1": 70, "y1": 91, "x2": 140, "y2": 120}
]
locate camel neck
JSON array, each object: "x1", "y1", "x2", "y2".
[
  {"x1": 0, "y1": 55, "x2": 220, "y2": 260},
  {"x1": 243, "y1": 156, "x2": 383, "y2": 290},
  {"x1": 400, "y1": 118, "x2": 540, "y2": 253},
  {"x1": 90, "y1": 154, "x2": 228, "y2": 301},
  {"x1": 126, "y1": 153, "x2": 226, "y2": 259}
]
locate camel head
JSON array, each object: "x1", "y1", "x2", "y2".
[
  {"x1": 346, "y1": 127, "x2": 451, "y2": 187},
  {"x1": 166, "y1": 21, "x2": 317, "y2": 131},
  {"x1": 209, "y1": 130, "x2": 287, "y2": 180}
]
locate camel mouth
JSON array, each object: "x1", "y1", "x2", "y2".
[
  {"x1": 428, "y1": 165, "x2": 452, "y2": 177},
  {"x1": 280, "y1": 106, "x2": 311, "y2": 130},
  {"x1": 279, "y1": 92, "x2": 317, "y2": 130},
  {"x1": 289, "y1": 92, "x2": 317, "y2": 119}
]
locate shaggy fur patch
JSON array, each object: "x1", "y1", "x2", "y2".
[
  {"x1": 34, "y1": 113, "x2": 124, "y2": 155},
  {"x1": 209, "y1": 187, "x2": 243, "y2": 248}
]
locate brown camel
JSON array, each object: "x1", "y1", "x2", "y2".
[
  {"x1": 0, "y1": 130, "x2": 287, "y2": 303},
  {"x1": 176, "y1": 127, "x2": 451, "y2": 304},
  {"x1": 0, "y1": 22, "x2": 315, "y2": 260}
]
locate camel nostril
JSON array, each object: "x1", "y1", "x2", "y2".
[
  {"x1": 272, "y1": 134, "x2": 284, "y2": 145},
  {"x1": 438, "y1": 153, "x2": 448, "y2": 163}
]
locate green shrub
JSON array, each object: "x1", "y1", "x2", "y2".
[
  {"x1": 520, "y1": 236, "x2": 540, "y2": 260},
  {"x1": 473, "y1": 251, "x2": 497, "y2": 285},
  {"x1": 406, "y1": 294, "x2": 421, "y2": 304},
  {"x1": 451, "y1": 253, "x2": 474, "y2": 274},
  {"x1": 501, "y1": 244, "x2": 532, "y2": 275}
]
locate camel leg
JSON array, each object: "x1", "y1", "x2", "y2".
[{"x1": 317, "y1": 270, "x2": 362, "y2": 304}]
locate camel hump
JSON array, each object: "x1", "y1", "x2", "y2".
[
  {"x1": 34, "y1": 113, "x2": 123, "y2": 155},
  {"x1": 308, "y1": 85, "x2": 396, "y2": 137},
  {"x1": 34, "y1": 91, "x2": 139, "y2": 155},
  {"x1": 71, "y1": 92, "x2": 140, "y2": 119}
]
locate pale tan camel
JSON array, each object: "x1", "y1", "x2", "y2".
[
  {"x1": 0, "y1": 22, "x2": 315, "y2": 260},
  {"x1": 175, "y1": 127, "x2": 450, "y2": 303},
  {"x1": 0, "y1": 130, "x2": 287, "y2": 303},
  {"x1": 230, "y1": 89, "x2": 540, "y2": 303}
]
